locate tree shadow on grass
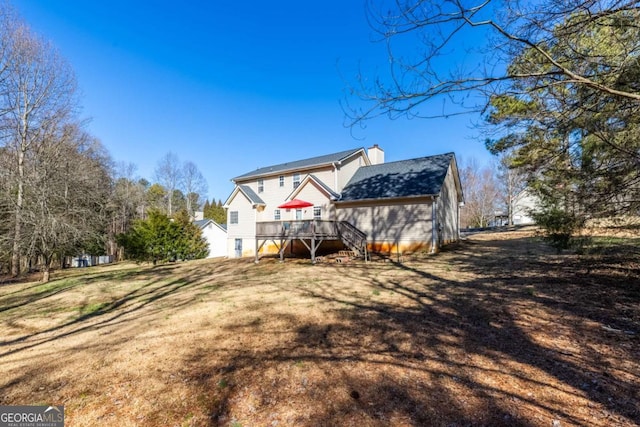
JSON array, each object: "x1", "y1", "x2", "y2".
[
  {"x1": 185, "y1": 236, "x2": 639, "y2": 426},
  {"x1": 0, "y1": 260, "x2": 249, "y2": 357}
]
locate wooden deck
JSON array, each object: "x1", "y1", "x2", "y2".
[
  {"x1": 255, "y1": 220, "x2": 340, "y2": 240},
  {"x1": 254, "y1": 220, "x2": 367, "y2": 263}
]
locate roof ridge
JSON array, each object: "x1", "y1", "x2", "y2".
[
  {"x1": 233, "y1": 147, "x2": 364, "y2": 180},
  {"x1": 361, "y1": 152, "x2": 453, "y2": 168}
]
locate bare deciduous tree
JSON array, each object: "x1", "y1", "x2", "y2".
[
  {"x1": 495, "y1": 151, "x2": 528, "y2": 226},
  {"x1": 0, "y1": 6, "x2": 78, "y2": 276},
  {"x1": 108, "y1": 161, "x2": 147, "y2": 258},
  {"x1": 459, "y1": 157, "x2": 499, "y2": 228},
  {"x1": 347, "y1": 0, "x2": 640, "y2": 124},
  {"x1": 154, "y1": 152, "x2": 182, "y2": 216},
  {"x1": 22, "y1": 124, "x2": 111, "y2": 282},
  {"x1": 181, "y1": 161, "x2": 208, "y2": 218}
]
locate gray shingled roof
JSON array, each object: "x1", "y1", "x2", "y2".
[
  {"x1": 194, "y1": 219, "x2": 227, "y2": 232},
  {"x1": 193, "y1": 219, "x2": 211, "y2": 229},
  {"x1": 339, "y1": 153, "x2": 454, "y2": 201},
  {"x1": 307, "y1": 174, "x2": 340, "y2": 199},
  {"x1": 238, "y1": 185, "x2": 265, "y2": 205},
  {"x1": 233, "y1": 148, "x2": 364, "y2": 181}
]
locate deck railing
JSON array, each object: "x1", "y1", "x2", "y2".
[
  {"x1": 336, "y1": 221, "x2": 367, "y2": 249},
  {"x1": 256, "y1": 220, "x2": 340, "y2": 239}
]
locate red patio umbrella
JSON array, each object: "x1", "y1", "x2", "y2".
[{"x1": 277, "y1": 198, "x2": 314, "y2": 209}]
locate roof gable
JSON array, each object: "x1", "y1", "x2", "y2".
[
  {"x1": 193, "y1": 219, "x2": 211, "y2": 229},
  {"x1": 233, "y1": 148, "x2": 365, "y2": 181},
  {"x1": 339, "y1": 153, "x2": 455, "y2": 202},
  {"x1": 194, "y1": 219, "x2": 227, "y2": 233},
  {"x1": 223, "y1": 184, "x2": 266, "y2": 207},
  {"x1": 287, "y1": 174, "x2": 340, "y2": 201}
]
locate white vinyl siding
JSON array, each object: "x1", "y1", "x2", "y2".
[
  {"x1": 199, "y1": 222, "x2": 227, "y2": 258},
  {"x1": 225, "y1": 189, "x2": 258, "y2": 257},
  {"x1": 235, "y1": 164, "x2": 342, "y2": 224},
  {"x1": 293, "y1": 179, "x2": 336, "y2": 220},
  {"x1": 336, "y1": 200, "x2": 434, "y2": 252},
  {"x1": 336, "y1": 151, "x2": 368, "y2": 191},
  {"x1": 436, "y1": 163, "x2": 460, "y2": 244}
]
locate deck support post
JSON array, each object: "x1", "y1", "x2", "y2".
[
  {"x1": 279, "y1": 238, "x2": 285, "y2": 262},
  {"x1": 255, "y1": 240, "x2": 259, "y2": 264},
  {"x1": 255, "y1": 240, "x2": 269, "y2": 264}
]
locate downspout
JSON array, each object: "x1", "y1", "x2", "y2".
[
  {"x1": 332, "y1": 162, "x2": 339, "y2": 222},
  {"x1": 431, "y1": 197, "x2": 438, "y2": 254}
]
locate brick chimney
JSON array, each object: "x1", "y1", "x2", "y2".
[{"x1": 367, "y1": 144, "x2": 384, "y2": 165}]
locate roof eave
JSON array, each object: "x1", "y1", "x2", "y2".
[
  {"x1": 232, "y1": 148, "x2": 367, "y2": 182},
  {"x1": 334, "y1": 194, "x2": 439, "y2": 204},
  {"x1": 233, "y1": 162, "x2": 338, "y2": 182}
]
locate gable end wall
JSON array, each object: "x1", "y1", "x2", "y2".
[{"x1": 436, "y1": 163, "x2": 460, "y2": 245}]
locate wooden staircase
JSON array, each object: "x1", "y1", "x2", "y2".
[{"x1": 336, "y1": 221, "x2": 368, "y2": 261}]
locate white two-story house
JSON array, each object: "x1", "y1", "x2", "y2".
[{"x1": 223, "y1": 145, "x2": 463, "y2": 261}]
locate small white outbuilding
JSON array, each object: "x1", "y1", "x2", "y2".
[{"x1": 194, "y1": 219, "x2": 227, "y2": 258}]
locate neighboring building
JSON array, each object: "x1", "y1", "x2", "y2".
[
  {"x1": 493, "y1": 189, "x2": 539, "y2": 226},
  {"x1": 194, "y1": 219, "x2": 228, "y2": 258},
  {"x1": 65, "y1": 255, "x2": 114, "y2": 268},
  {"x1": 512, "y1": 189, "x2": 538, "y2": 225},
  {"x1": 223, "y1": 146, "x2": 463, "y2": 261}
]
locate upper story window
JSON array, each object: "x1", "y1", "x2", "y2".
[
  {"x1": 279, "y1": 175, "x2": 284, "y2": 187},
  {"x1": 313, "y1": 206, "x2": 322, "y2": 220},
  {"x1": 230, "y1": 211, "x2": 239, "y2": 224},
  {"x1": 293, "y1": 173, "x2": 300, "y2": 189},
  {"x1": 258, "y1": 179, "x2": 264, "y2": 193},
  {"x1": 274, "y1": 209, "x2": 281, "y2": 220}
]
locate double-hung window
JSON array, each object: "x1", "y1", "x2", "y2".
[
  {"x1": 257, "y1": 179, "x2": 264, "y2": 193},
  {"x1": 313, "y1": 206, "x2": 322, "y2": 220},
  {"x1": 293, "y1": 173, "x2": 300, "y2": 189},
  {"x1": 279, "y1": 175, "x2": 285, "y2": 187},
  {"x1": 230, "y1": 211, "x2": 239, "y2": 224},
  {"x1": 274, "y1": 209, "x2": 281, "y2": 220}
]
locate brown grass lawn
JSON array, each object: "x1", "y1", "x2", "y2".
[{"x1": 0, "y1": 229, "x2": 639, "y2": 427}]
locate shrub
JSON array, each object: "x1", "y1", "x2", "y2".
[
  {"x1": 117, "y1": 210, "x2": 208, "y2": 264},
  {"x1": 532, "y1": 206, "x2": 584, "y2": 253}
]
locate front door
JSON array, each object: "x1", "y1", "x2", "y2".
[{"x1": 234, "y1": 238, "x2": 242, "y2": 258}]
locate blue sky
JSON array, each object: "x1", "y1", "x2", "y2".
[{"x1": 16, "y1": 1, "x2": 492, "y2": 201}]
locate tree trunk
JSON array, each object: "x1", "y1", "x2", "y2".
[
  {"x1": 41, "y1": 254, "x2": 52, "y2": 283},
  {"x1": 42, "y1": 265, "x2": 50, "y2": 282},
  {"x1": 10, "y1": 150, "x2": 25, "y2": 277}
]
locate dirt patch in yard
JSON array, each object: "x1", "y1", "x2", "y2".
[{"x1": 0, "y1": 229, "x2": 638, "y2": 426}]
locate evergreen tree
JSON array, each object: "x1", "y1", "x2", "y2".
[
  {"x1": 117, "y1": 210, "x2": 207, "y2": 264},
  {"x1": 486, "y1": 9, "x2": 640, "y2": 219},
  {"x1": 203, "y1": 198, "x2": 226, "y2": 224}
]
